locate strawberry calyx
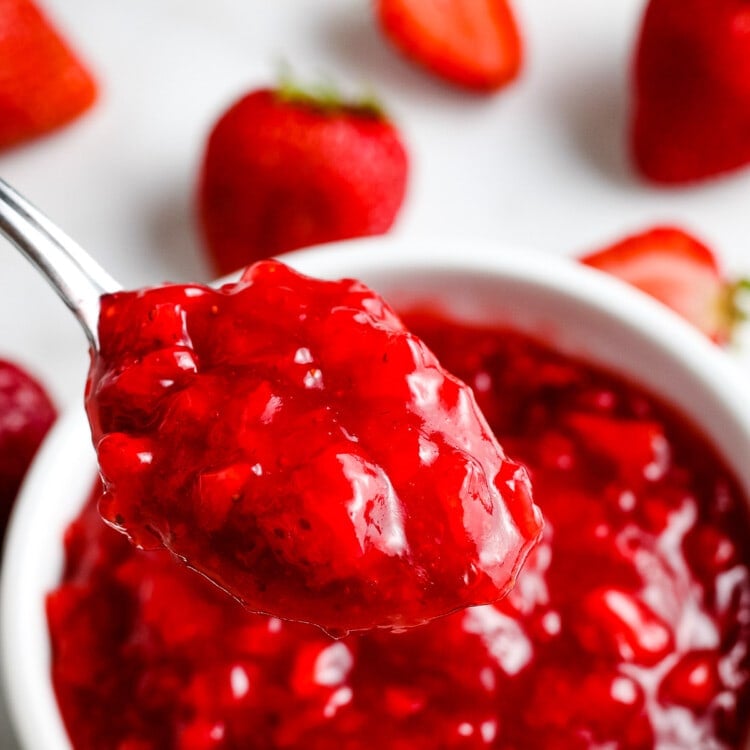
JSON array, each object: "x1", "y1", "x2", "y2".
[
  {"x1": 276, "y1": 70, "x2": 384, "y2": 119},
  {"x1": 720, "y1": 277, "x2": 750, "y2": 341}
]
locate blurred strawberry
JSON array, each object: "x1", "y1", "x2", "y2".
[
  {"x1": 0, "y1": 359, "x2": 56, "y2": 537},
  {"x1": 581, "y1": 227, "x2": 748, "y2": 344},
  {"x1": 632, "y1": 0, "x2": 750, "y2": 182},
  {"x1": 375, "y1": 0, "x2": 522, "y2": 91},
  {"x1": 0, "y1": 0, "x2": 97, "y2": 150},
  {"x1": 197, "y1": 81, "x2": 408, "y2": 276}
]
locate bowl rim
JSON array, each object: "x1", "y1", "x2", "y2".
[{"x1": 3, "y1": 235, "x2": 750, "y2": 750}]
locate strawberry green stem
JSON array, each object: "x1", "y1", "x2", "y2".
[
  {"x1": 723, "y1": 277, "x2": 750, "y2": 340},
  {"x1": 276, "y1": 68, "x2": 384, "y2": 118}
]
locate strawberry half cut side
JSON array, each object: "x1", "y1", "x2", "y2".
[
  {"x1": 581, "y1": 226, "x2": 748, "y2": 344},
  {"x1": 375, "y1": 0, "x2": 522, "y2": 91}
]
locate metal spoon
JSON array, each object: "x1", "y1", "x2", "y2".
[{"x1": 0, "y1": 178, "x2": 120, "y2": 350}]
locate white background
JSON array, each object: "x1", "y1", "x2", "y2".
[{"x1": 1, "y1": 0, "x2": 750, "y2": 745}]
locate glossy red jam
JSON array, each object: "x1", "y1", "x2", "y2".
[
  {"x1": 52, "y1": 313, "x2": 750, "y2": 749},
  {"x1": 86, "y1": 261, "x2": 542, "y2": 634}
]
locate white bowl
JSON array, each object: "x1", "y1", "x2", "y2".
[{"x1": 3, "y1": 236, "x2": 750, "y2": 750}]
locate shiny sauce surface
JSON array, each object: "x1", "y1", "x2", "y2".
[{"x1": 49, "y1": 311, "x2": 750, "y2": 749}]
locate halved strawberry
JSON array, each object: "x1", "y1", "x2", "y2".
[
  {"x1": 375, "y1": 0, "x2": 522, "y2": 91},
  {"x1": 580, "y1": 227, "x2": 748, "y2": 344},
  {"x1": 0, "y1": 0, "x2": 97, "y2": 150}
]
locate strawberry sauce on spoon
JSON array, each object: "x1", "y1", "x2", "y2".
[{"x1": 0, "y1": 179, "x2": 542, "y2": 635}]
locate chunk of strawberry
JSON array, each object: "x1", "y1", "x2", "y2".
[
  {"x1": 581, "y1": 227, "x2": 748, "y2": 344},
  {"x1": 575, "y1": 587, "x2": 674, "y2": 666},
  {"x1": 375, "y1": 0, "x2": 522, "y2": 91},
  {"x1": 0, "y1": 0, "x2": 97, "y2": 149},
  {"x1": 659, "y1": 650, "x2": 722, "y2": 711}
]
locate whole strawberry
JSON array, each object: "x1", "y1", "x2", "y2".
[
  {"x1": 632, "y1": 0, "x2": 750, "y2": 183},
  {"x1": 197, "y1": 83, "x2": 408, "y2": 276},
  {"x1": 0, "y1": 0, "x2": 97, "y2": 150},
  {"x1": 581, "y1": 227, "x2": 748, "y2": 344},
  {"x1": 0, "y1": 359, "x2": 56, "y2": 537},
  {"x1": 376, "y1": 0, "x2": 522, "y2": 91}
]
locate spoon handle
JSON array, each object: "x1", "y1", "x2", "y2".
[{"x1": 0, "y1": 178, "x2": 120, "y2": 350}]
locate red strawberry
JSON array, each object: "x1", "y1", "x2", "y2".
[
  {"x1": 0, "y1": 0, "x2": 97, "y2": 150},
  {"x1": 0, "y1": 359, "x2": 56, "y2": 537},
  {"x1": 375, "y1": 0, "x2": 522, "y2": 91},
  {"x1": 632, "y1": 0, "x2": 750, "y2": 183},
  {"x1": 580, "y1": 227, "x2": 748, "y2": 344},
  {"x1": 197, "y1": 84, "x2": 408, "y2": 276}
]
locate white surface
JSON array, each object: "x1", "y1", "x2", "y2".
[
  {"x1": 4, "y1": 240, "x2": 750, "y2": 750},
  {"x1": 2, "y1": 0, "x2": 750, "y2": 747}
]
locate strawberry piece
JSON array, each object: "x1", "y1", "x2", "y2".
[
  {"x1": 659, "y1": 651, "x2": 722, "y2": 711},
  {"x1": 632, "y1": 0, "x2": 750, "y2": 183},
  {"x1": 523, "y1": 667, "x2": 649, "y2": 743},
  {"x1": 197, "y1": 86, "x2": 408, "y2": 276},
  {"x1": 375, "y1": 0, "x2": 522, "y2": 91},
  {"x1": 0, "y1": 359, "x2": 56, "y2": 537},
  {"x1": 581, "y1": 227, "x2": 748, "y2": 344},
  {"x1": 576, "y1": 587, "x2": 675, "y2": 666},
  {"x1": 86, "y1": 260, "x2": 543, "y2": 635},
  {"x1": 683, "y1": 524, "x2": 738, "y2": 576},
  {"x1": 0, "y1": 0, "x2": 97, "y2": 150},
  {"x1": 564, "y1": 412, "x2": 670, "y2": 484}
]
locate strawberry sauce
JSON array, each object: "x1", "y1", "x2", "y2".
[
  {"x1": 85, "y1": 261, "x2": 542, "y2": 635},
  {"x1": 50, "y1": 311, "x2": 750, "y2": 749}
]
